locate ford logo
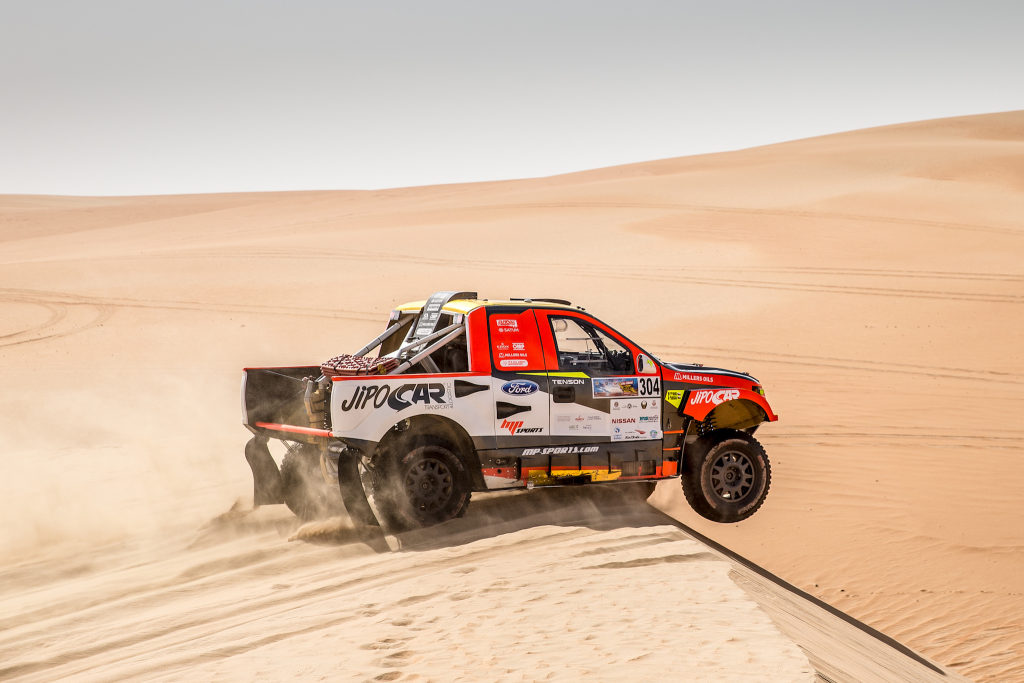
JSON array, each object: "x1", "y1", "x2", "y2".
[{"x1": 501, "y1": 379, "x2": 539, "y2": 396}]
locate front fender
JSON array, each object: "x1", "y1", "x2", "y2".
[{"x1": 682, "y1": 388, "x2": 778, "y2": 424}]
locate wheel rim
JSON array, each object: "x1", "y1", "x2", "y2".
[
  {"x1": 709, "y1": 450, "x2": 755, "y2": 502},
  {"x1": 403, "y1": 456, "x2": 454, "y2": 513}
]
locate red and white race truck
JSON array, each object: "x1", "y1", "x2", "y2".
[{"x1": 242, "y1": 291, "x2": 777, "y2": 531}]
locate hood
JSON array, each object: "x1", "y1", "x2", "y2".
[{"x1": 663, "y1": 362, "x2": 758, "y2": 386}]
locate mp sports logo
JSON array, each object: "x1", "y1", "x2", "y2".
[
  {"x1": 501, "y1": 419, "x2": 523, "y2": 434},
  {"x1": 501, "y1": 419, "x2": 543, "y2": 435}
]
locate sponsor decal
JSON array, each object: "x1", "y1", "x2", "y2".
[
  {"x1": 501, "y1": 379, "x2": 539, "y2": 396},
  {"x1": 690, "y1": 388, "x2": 741, "y2": 406},
  {"x1": 651, "y1": 429, "x2": 660, "y2": 438},
  {"x1": 611, "y1": 396, "x2": 660, "y2": 441},
  {"x1": 522, "y1": 445, "x2": 599, "y2": 456},
  {"x1": 593, "y1": 377, "x2": 639, "y2": 398},
  {"x1": 495, "y1": 318, "x2": 518, "y2": 332},
  {"x1": 512, "y1": 342, "x2": 526, "y2": 351},
  {"x1": 551, "y1": 377, "x2": 585, "y2": 385},
  {"x1": 665, "y1": 390, "x2": 685, "y2": 408},
  {"x1": 595, "y1": 376, "x2": 659, "y2": 399},
  {"x1": 499, "y1": 359, "x2": 529, "y2": 368},
  {"x1": 552, "y1": 406, "x2": 607, "y2": 436},
  {"x1": 673, "y1": 372, "x2": 715, "y2": 384},
  {"x1": 501, "y1": 419, "x2": 543, "y2": 435},
  {"x1": 340, "y1": 382, "x2": 453, "y2": 412}
]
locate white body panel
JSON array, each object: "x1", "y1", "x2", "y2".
[
  {"x1": 330, "y1": 375, "x2": 495, "y2": 443},
  {"x1": 492, "y1": 376, "x2": 549, "y2": 437}
]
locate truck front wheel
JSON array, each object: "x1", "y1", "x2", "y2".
[{"x1": 681, "y1": 429, "x2": 771, "y2": 523}]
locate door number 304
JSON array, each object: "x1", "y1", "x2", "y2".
[{"x1": 638, "y1": 377, "x2": 660, "y2": 396}]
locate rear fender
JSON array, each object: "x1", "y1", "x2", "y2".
[{"x1": 372, "y1": 414, "x2": 486, "y2": 491}]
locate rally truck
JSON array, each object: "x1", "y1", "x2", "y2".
[{"x1": 242, "y1": 291, "x2": 777, "y2": 532}]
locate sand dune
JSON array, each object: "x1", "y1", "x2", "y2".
[
  {"x1": 1, "y1": 487, "x2": 965, "y2": 682},
  {"x1": 0, "y1": 490, "x2": 815, "y2": 681},
  {"x1": 1, "y1": 111, "x2": 1022, "y2": 680}
]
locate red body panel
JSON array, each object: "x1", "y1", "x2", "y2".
[
  {"x1": 254, "y1": 421, "x2": 332, "y2": 438},
  {"x1": 466, "y1": 307, "x2": 492, "y2": 373},
  {"x1": 682, "y1": 388, "x2": 777, "y2": 422}
]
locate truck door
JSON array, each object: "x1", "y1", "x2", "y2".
[
  {"x1": 537, "y1": 311, "x2": 664, "y2": 478},
  {"x1": 486, "y1": 309, "x2": 550, "y2": 446}
]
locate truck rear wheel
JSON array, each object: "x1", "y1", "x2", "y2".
[
  {"x1": 376, "y1": 435, "x2": 471, "y2": 532},
  {"x1": 681, "y1": 429, "x2": 770, "y2": 523}
]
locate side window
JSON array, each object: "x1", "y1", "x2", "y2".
[
  {"x1": 489, "y1": 311, "x2": 546, "y2": 371},
  {"x1": 429, "y1": 314, "x2": 469, "y2": 373},
  {"x1": 550, "y1": 317, "x2": 633, "y2": 375},
  {"x1": 379, "y1": 314, "x2": 416, "y2": 356}
]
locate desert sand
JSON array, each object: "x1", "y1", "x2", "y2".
[{"x1": 1, "y1": 111, "x2": 1021, "y2": 680}]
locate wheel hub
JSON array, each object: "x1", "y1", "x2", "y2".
[
  {"x1": 404, "y1": 457, "x2": 454, "y2": 513},
  {"x1": 709, "y1": 450, "x2": 754, "y2": 502}
]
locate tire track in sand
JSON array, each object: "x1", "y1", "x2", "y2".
[
  {"x1": 455, "y1": 200, "x2": 1024, "y2": 239},
  {"x1": 0, "y1": 288, "x2": 380, "y2": 348},
  {"x1": 0, "y1": 290, "x2": 114, "y2": 348},
  {"x1": 650, "y1": 342, "x2": 1024, "y2": 386},
  {"x1": 24, "y1": 246, "x2": 1022, "y2": 305},
  {"x1": 216, "y1": 248, "x2": 1024, "y2": 306}
]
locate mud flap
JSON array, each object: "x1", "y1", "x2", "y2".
[
  {"x1": 245, "y1": 436, "x2": 283, "y2": 506},
  {"x1": 337, "y1": 452, "x2": 382, "y2": 528}
]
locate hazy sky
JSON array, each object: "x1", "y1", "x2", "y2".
[{"x1": 2, "y1": 1, "x2": 1022, "y2": 195}]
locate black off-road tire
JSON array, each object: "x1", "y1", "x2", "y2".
[
  {"x1": 681, "y1": 428, "x2": 771, "y2": 523},
  {"x1": 280, "y1": 445, "x2": 342, "y2": 521},
  {"x1": 373, "y1": 434, "x2": 472, "y2": 532}
]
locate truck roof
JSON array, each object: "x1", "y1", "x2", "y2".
[{"x1": 394, "y1": 297, "x2": 580, "y2": 316}]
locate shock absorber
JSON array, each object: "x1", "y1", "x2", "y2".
[{"x1": 303, "y1": 376, "x2": 330, "y2": 430}]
